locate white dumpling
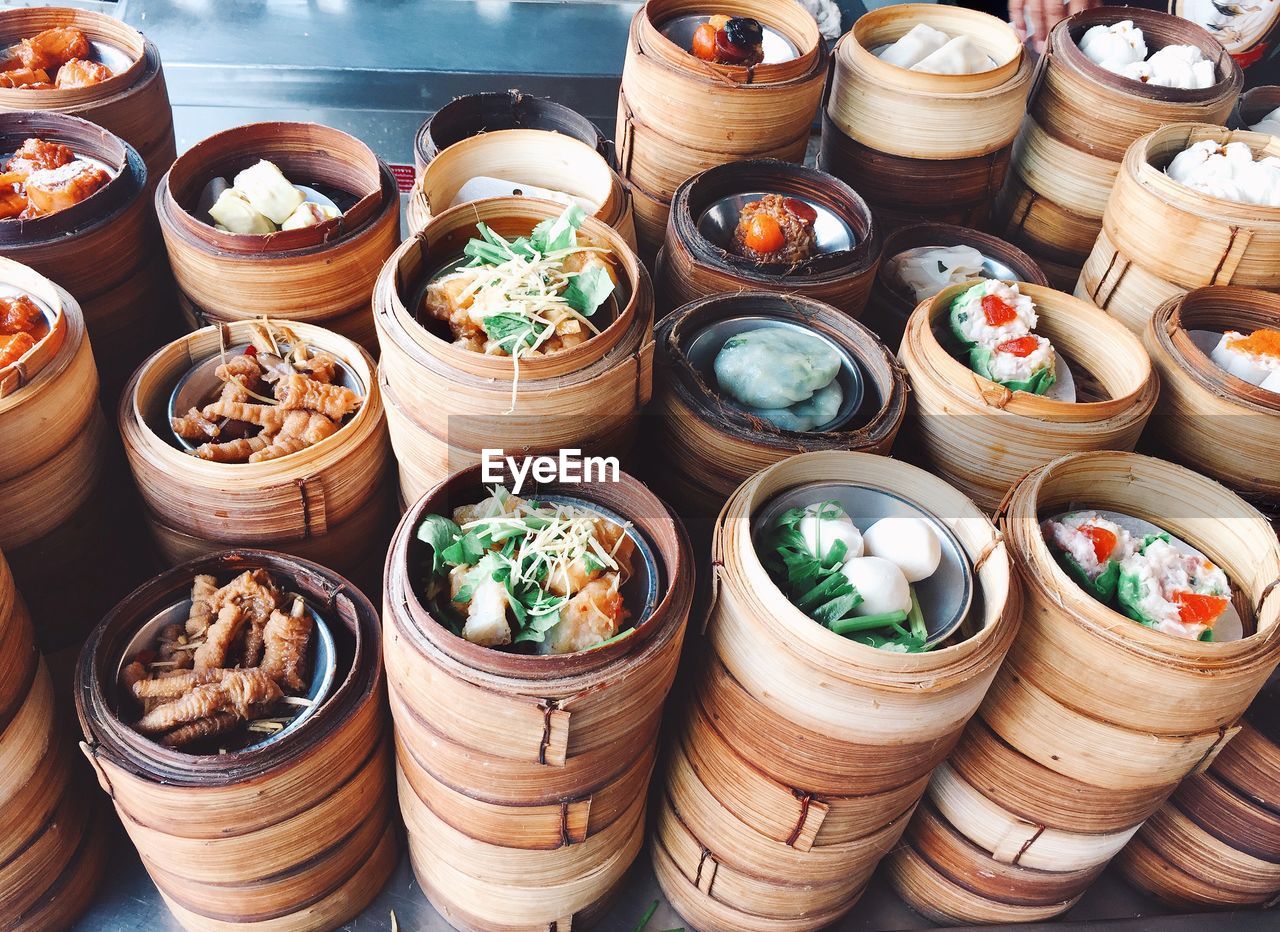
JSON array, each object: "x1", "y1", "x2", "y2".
[
  {"x1": 1166, "y1": 139, "x2": 1280, "y2": 206},
  {"x1": 1144, "y1": 44, "x2": 1215, "y2": 90},
  {"x1": 876, "y1": 23, "x2": 950, "y2": 69},
  {"x1": 862, "y1": 517, "x2": 942, "y2": 582},
  {"x1": 714, "y1": 328, "x2": 841, "y2": 410},
  {"x1": 1116, "y1": 60, "x2": 1152, "y2": 83},
  {"x1": 280, "y1": 201, "x2": 341, "y2": 231},
  {"x1": 910, "y1": 35, "x2": 993, "y2": 75},
  {"x1": 887, "y1": 245, "x2": 987, "y2": 302},
  {"x1": 1250, "y1": 106, "x2": 1280, "y2": 139},
  {"x1": 207, "y1": 188, "x2": 274, "y2": 234},
  {"x1": 1079, "y1": 21, "x2": 1147, "y2": 68},
  {"x1": 840, "y1": 556, "x2": 911, "y2": 616},
  {"x1": 232, "y1": 159, "x2": 305, "y2": 225},
  {"x1": 798, "y1": 503, "x2": 864, "y2": 563}
]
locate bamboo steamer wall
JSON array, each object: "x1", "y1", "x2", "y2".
[
  {"x1": 1118, "y1": 682, "x2": 1280, "y2": 910},
  {"x1": 0, "y1": 110, "x2": 173, "y2": 400},
  {"x1": 1078, "y1": 124, "x2": 1280, "y2": 335},
  {"x1": 819, "y1": 5, "x2": 1031, "y2": 232},
  {"x1": 0, "y1": 548, "x2": 106, "y2": 931},
  {"x1": 900, "y1": 281, "x2": 1158, "y2": 511},
  {"x1": 406, "y1": 129, "x2": 636, "y2": 249},
  {"x1": 653, "y1": 451, "x2": 1019, "y2": 931},
  {"x1": 888, "y1": 451, "x2": 1280, "y2": 923},
  {"x1": 648, "y1": 292, "x2": 907, "y2": 518},
  {"x1": 994, "y1": 9, "x2": 1241, "y2": 290},
  {"x1": 75, "y1": 550, "x2": 395, "y2": 932},
  {"x1": 118, "y1": 320, "x2": 392, "y2": 584},
  {"x1": 1141, "y1": 287, "x2": 1280, "y2": 505},
  {"x1": 655, "y1": 159, "x2": 881, "y2": 318},
  {"x1": 864, "y1": 223, "x2": 1049, "y2": 350},
  {"x1": 616, "y1": 0, "x2": 827, "y2": 259},
  {"x1": 0, "y1": 257, "x2": 136, "y2": 656},
  {"x1": 0, "y1": 6, "x2": 176, "y2": 194},
  {"x1": 1231, "y1": 85, "x2": 1280, "y2": 130},
  {"x1": 375, "y1": 197, "x2": 655, "y2": 503},
  {"x1": 385, "y1": 466, "x2": 693, "y2": 930},
  {"x1": 157, "y1": 122, "x2": 400, "y2": 352},
  {"x1": 413, "y1": 91, "x2": 611, "y2": 172}
]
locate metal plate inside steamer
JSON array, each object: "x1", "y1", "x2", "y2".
[
  {"x1": 166, "y1": 342, "x2": 363, "y2": 452},
  {"x1": 115, "y1": 595, "x2": 338, "y2": 751},
  {"x1": 1046, "y1": 509, "x2": 1245, "y2": 642},
  {"x1": 684, "y1": 315, "x2": 865, "y2": 432},
  {"x1": 660, "y1": 13, "x2": 797, "y2": 64},
  {"x1": 754, "y1": 482, "x2": 975, "y2": 647},
  {"x1": 885, "y1": 247, "x2": 1022, "y2": 298},
  {"x1": 697, "y1": 192, "x2": 855, "y2": 258},
  {"x1": 0, "y1": 282, "x2": 56, "y2": 346}
]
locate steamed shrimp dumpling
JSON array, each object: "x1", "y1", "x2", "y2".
[{"x1": 714, "y1": 327, "x2": 840, "y2": 409}]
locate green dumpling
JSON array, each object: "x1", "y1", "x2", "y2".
[
  {"x1": 714, "y1": 327, "x2": 841, "y2": 410},
  {"x1": 744, "y1": 380, "x2": 844, "y2": 432}
]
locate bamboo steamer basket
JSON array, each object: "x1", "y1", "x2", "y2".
[
  {"x1": 0, "y1": 110, "x2": 171, "y2": 398},
  {"x1": 616, "y1": 0, "x2": 827, "y2": 258},
  {"x1": 413, "y1": 91, "x2": 611, "y2": 172},
  {"x1": 821, "y1": 6, "x2": 1030, "y2": 229},
  {"x1": 1141, "y1": 287, "x2": 1280, "y2": 503},
  {"x1": 0, "y1": 6, "x2": 176, "y2": 190},
  {"x1": 648, "y1": 292, "x2": 907, "y2": 517},
  {"x1": 0, "y1": 549, "x2": 104, "y2": 931},
  {"x1": 656, "y1": 160, "x2": 881, "y2": 318},
  {"x1": 900, "y1": 280, "x2": 1158, "y2": 511},
  {"x1": 405, "y1": 128, "x2": 635, "y2": 249},
  {"x1": 374, "y1": 196, "x2": 654, "y2": 499},
  {"x1": 118, "y1": 320, "x2": 392, "y2": 579},
  {"x1": 994, "y1": 9, "x2": 1241, "y2": 287},
  {"x1": 384, "y1": 464, "x2": 693, "y2": 929},
  {"x1": 156, "y1": 122, "x2": 400, "y2": 352},
  {"x1": 1232, "y1": 85, "x2": 1280, "y2": 130},
  {"x1": 864, "y1": 223, "x2": 1049, "y2": 350},
  {"x1": 75, "y1": 549, "x2": 394, "y2": 931},
  {"x1": 1079, "y1": 123, "x2": 1280, "y2": 334},
  {"x1": 651, "y1": 451, "x2": 1018, "y2": 927}
]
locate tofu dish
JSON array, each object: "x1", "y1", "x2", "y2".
[{"x1": 415, "y1": 486, "x2": 637, "y2": 654}]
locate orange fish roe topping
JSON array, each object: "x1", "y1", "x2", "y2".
[{"x1": 1229, "y1": 328, "x2": 1280, "y2": 358}]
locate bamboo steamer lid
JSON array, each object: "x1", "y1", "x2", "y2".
[
  {"x1": 413, "y1": 91, "x2": 611, "y2": 172},
  {"x1": 1142, "y1": 287, "x2": 1280, "y2": 503},
  {"x1": 1081, "y1": 124, "x2": 1280, "y2": 333},
  {"x1": 648, "y1": 291, "x2": 907, "y2": 517},
  {"x1": 656, "y1": 159, "x2": 882, "y2": 318},
  {"x1": 900, "y1": 280, "x2": 1158, "y2": 511},
  {"x1": 864, "y1": 223, "x2": 1049, "y2": 349},
  {"x1": 118, "y1": 320, "x2": 391, "y2": 577},
  {"x1": 827, "y1": 5, "x2": 1031, "y2": 161},
  {"x1": 374, "y1": 196, "x2": 654, "y2": 496},
  {"x1": 75, "y1": 550, "x2": 394, "y2": 931},
  {"x1": 0, "y1": 6, "x2": 176, "y2": 189},
  {"x1": 156, "y1": 122, "x2": 400, "y2": 352},
  {"x1": 405, "y1": 128, "x2": 635, "y2": 249}
]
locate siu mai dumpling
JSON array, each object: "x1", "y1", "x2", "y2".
[
  {"x1": 232, "y1": 160, "x2": 305, "y2": 225},
  {"x1": 876, "y1": 23, "x2": 950, "y2": 69},
  {"x1": 910, "y1": 35, "x2": 994, "y2": 75}
]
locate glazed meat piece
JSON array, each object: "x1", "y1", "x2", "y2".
[
  {"x1": 0, "y1": 185, "x2": 26, "y2": 219},
  {"x1": 160, "y1": 712, "x2": 241, "y2": 748},
  {"x1": 249, "y1": 410, "x2": 338, "y2": 462},
  {"x1": 193, "y1": 435, "x2": 271, "y2": 463},
  {"x1": 0, "y1": 295, "x2": 44, "y2": 335},
  {"x1": 134, "y1": 668, "x2": 282, "y2": 734},
  {"x1": 22, "y1": 160, "x2": 109, "y2": 216},
  {"x1": 0, "y1": 333, "x2": 34, "y2": 367},
  {"x1": 0, "y1": 68, "x2": 50, "y2": 88},
  {"x1": 54, "y1": 58, "x2": 112, "y2": 88},
  {"x1": 186, "y1": 575, "x2": 218, "y2": 637},
  {"x1": 193, "y1": 602, "x2": 245, "y2": 671},
  {"x1": 6, "y1": 27, "x2": 91, "y2": 73},
  {"x1": 131, "y1": 666, "x2": 235, "y2": 701},
  {"x1": 274, "y1": 372, "x2": 361, "y2": 420},
  {"x1": 202, "y1": 399, "x2": 289, "y2": 433},
  {"x1": 6, "y1": 138, "x2": 73, "y2": 177}
]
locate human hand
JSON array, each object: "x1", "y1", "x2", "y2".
[{"x1": 1010, "y1": 0, "x2": 1102, "y2": 52}]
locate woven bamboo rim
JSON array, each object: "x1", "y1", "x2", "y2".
[
  {"x1": 1076, "y1": 225, "x2": 1188, "y2": 333},
  {"x1": 827, "y1": 6, "x2": 1030, "y2": 160},
  {"x1": 994, "y1": 451, "x2": 1280, "y2": 790},
  {"x1": 1173, "y1": 771, "x2": 1280, "y2": 860},
  {"x1": 1117, "y1": 831, "x2": 1278, "y2": 910},
  {"x1": 1142, "y1": 286, "x2": 1280, "y2": 501},
  {"x1": 900, "y1": 280, "x2": 1158, "y2": 510},
  {"x1": 405, "y1": 129, "x2": 634, "y2": 250},
  {"x1": 864, "y1": 223, "x2": 1048, "y2": 350},
  {"x1": 658, "y1": 159, "x2": 882, "y2": 317},
  {"x1": 75, "y1": 550, "x2": 392, "y2": 928},
  {"x1": 926, "y1": 762, "x2": 1140, "y2": 871},
  {"x1": 0, "y1": 7, "x2": 175, "y2": 183},
  {"x1": 815, "y1": 109, "x2": 1012, "y2": 233},
  {"x1": 1211, "y1": 719, "x2": 1280, "y2": 806},
  {"x1": 119, "y1": 320, "x2": 390, "y2": 558},
  {"x1": 650, "y1": 292, "x2": 907, "y2": 516},
  {"x1": 0, "y1": 276, "x2": 102, "y2": 552},
  {"x1": 1232, "y1": 85, "x2": 1280, "y2": 129},
  {"x1": 157, "y1": 122, "x2": 399, "y2": 343},
  {"x1": 1100, "y1": 124, "x2": 1280, "y2": 294},
  {"x1": 374, "y1": 196, "x2": 653, "y2": 472}
]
